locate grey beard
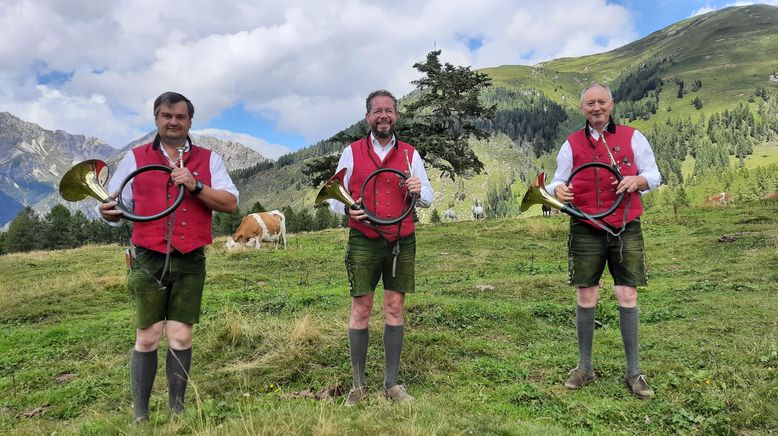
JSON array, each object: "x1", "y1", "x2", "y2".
[{"x1": 372, "y1": 128, "x2": 393, "y2": 140}]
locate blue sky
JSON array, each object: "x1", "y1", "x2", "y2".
[{"x1": 1, "y1": 0, "x2": 775, "y2": 159}]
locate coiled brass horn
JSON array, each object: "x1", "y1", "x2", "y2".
[
  {"x1": 521, "y1": 162, "x2": 625, "y2": 222},
  {"x1": 314, "y1": 167, "x2": 417, "y2": 226},
  {"x1": 59, "y1": 159, "x2": 185, "y2": 222}
]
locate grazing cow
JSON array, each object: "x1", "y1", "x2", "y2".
[
  {"x1": 704, "y1": 192, "x2": 731, "y2": 206},
  {"x1": 472, "y1": 205, "x2": 485, "y2": 221},
  {"x1": 226, "y1": 210, "x2": 287, "y2": 251},
  {"x1": 766, "y1": 192, "x2": 778, "y2": 200},
  {"x1": 542, "y1": 204, "x2": 552, "y2": 217},
  {"x1": 443, "y1": 208, "x2": 458, "y2": 221}
]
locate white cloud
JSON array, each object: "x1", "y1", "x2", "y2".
[
  {"x1": 690, "y1": 1, "x2": 778, "y2": 17},
  {"x1": 0, "y1": 0, "x2": 639, "y2": 150},
  {"x1": 191, "y1": 128, "x2": 291, "y2": 160}
]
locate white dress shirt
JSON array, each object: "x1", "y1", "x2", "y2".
[
  {"x1": 545, "y1": 126, "x2": 661, "y2": 196},
  {"x1": 327, "y1": 133, "x2": 434, "y2": 215}
]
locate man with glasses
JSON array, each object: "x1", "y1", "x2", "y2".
[{"x1": 328, "y1": 89, "x2": 434, "y2": 406}]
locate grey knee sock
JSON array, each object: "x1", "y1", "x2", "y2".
[
  {"x1": 576, "y1": 305, "x2": 596, "y2": 371},
  {"x1": 348, "y1": 328, "x2": 369, "y2": 388},
  {"x1": 619, "y1": 305, "x2": 641, "y2": 377},
  {"x1": 383, "y1": 324, "x2": 405, "y2": 389},
  {"x1": 166, "y1": 347, "x2": 192, "y2": 414},
  {"x1": 131, "y1": 349, "x2": 158, "y2": 421}
]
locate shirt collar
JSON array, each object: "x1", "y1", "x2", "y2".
[{"x1": 370, "y1": 132, "x2": 396, "y2": 150}]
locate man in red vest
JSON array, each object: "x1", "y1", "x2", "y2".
[
  {"x1": 328, "y1": 90, "x2": 434, "y2": 406},
  {"x1": 99, "y1": 92, "x2": 239, "y2": 421},
  {"x1": 546, "y1": 84, "x2": 661, "y2": 399}
]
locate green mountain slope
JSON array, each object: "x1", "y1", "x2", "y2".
[{"x1": 235, "y1": 5, "x2": 778, "y2": 219}]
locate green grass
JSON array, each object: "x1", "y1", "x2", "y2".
[{"x1": 1, "y1": 202, "x2": 777, "y2": 435}]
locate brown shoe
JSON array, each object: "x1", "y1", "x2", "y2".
[
  {"x1": 625, "y1": 374, "x2": 655, "y2": 399},
  {"x1": 383, "y1": 384, "x2": 414, "y2": 402},
  {"x1": 344, "y1": 386, "x2": 368, "y2": 407},
  {"x1": 564, "y1": 367, "x2": 597, "y2": 390}
]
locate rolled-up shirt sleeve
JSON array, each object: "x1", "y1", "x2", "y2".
[
  {"x1": 412, "y1": 149, "x2": 434, "y2": 208},
  {"x1": 545, "y1": 141, "x2": 573, "y2": 197},
  {"x1": 209, "y1": 152, "x2": 240, "y2": 202},
  {"x1": 632, "y1": 130, "x2": 661, "y2": 193}
]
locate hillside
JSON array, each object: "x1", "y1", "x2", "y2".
[
  {"x1": 235, "y1": 5, "x2": 778, "y2": 218},
  {"x1": 1, "y1": 201, "x2": 776, "y2": 434}
]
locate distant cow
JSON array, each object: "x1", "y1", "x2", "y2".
[
  {"x1": 704, "y1": 192, "x2": 731, "y2": 206},
  {"x1": 443, "y1": 208, "x2": 458, "y2": 221},
  {"x1": 766, "y1": 193, "x2": 778, "y2": 200},
  {"x1": 542, "y1": 205, "x2": 552, "y2": 217},
  {"x1": 226, "y1": 210, "x2": 287, "y2": 251}
]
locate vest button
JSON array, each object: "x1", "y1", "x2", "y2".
[
  {"x1": 181, "y1": 222, "x2": 187, "y2": 226},
  {"x1": 182, "y1": 208, "x2": 187, "y2": 212},
  {"x1": 180, "y1": 236, "x2": 185, "y2": 240}
]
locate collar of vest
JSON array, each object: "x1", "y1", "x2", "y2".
[{"x1": 585, "y1": 117, "x2": 617, "y2": 138}]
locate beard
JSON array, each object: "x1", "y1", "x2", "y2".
[{"x1": 371, "y1": 123, "x2": 394, "y2": 139}]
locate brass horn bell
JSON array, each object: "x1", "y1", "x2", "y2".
[
  {"x1": 59, "y1": 159, "x2": 113, "y2": 203},
  {"x1": 520, "y1": 172, "x2": 566, "y2": 213},
  {"x1": 314, "y1": 168, "x2": 359, "y2": 209}
]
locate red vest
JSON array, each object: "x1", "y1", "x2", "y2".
[
  {"x1": 568, "y1": 125, "x2": 643, "y2": 228},
  {"x1": 348, "y1": 137, "x2": 416, "y2": 241},
  {"x1": 131, "y1": 141, "x2": 213, "y2": 253}
]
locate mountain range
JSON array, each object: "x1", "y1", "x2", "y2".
[{"x1": 1, "y1": 4, "x2": 777, "y2": 227}]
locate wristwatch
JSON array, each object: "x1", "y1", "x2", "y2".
[{"x1": 190, "y1": 180, "x2": 204, "y2": 195}]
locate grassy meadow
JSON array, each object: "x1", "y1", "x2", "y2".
[{"x1": 1, "y1": 201, "x2": 777, "y2": 435}]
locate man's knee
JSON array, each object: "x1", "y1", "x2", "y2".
[
  {"x1": 615, "y1": 285, "x2": 638, "y2": 307},
  {"x1": 577, "y1": 286, "x2": 600, "y2": 307},
  {"x1": 135, "y1": 322, "x2": 165, "y2": 351},
  {"x1": 350, "y1": 294, "x2": 374, "y2": 327},
  {"x1": 384, "y1": 291, "x2": 405, "y2": 324},
  {"x1": 166, "y1": 321, "x2": 194, "y2": 349}
]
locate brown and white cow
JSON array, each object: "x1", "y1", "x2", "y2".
[
  {"x1": 704, "y1": 192, "x2": 731, "y2": 206},
  {"x1": 226, "y1": 210, "x2": 287, "y2": 251}
]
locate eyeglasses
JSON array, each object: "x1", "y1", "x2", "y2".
[{"x1": 369, "y1": 108, "x2": 396, "y2": 116}]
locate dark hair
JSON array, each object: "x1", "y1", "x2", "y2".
[
  {"x1": 366, "y1": 89, "x2": 397, "y2": 113},
  {"x1": 153, "y1": 92, "x2": 195, "y2": 118}
]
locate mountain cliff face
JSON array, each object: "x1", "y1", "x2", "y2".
[
  {"x1": 0, "y1": 115, "x2": 268, "y2": 226},
  {"x1": 0, "y1": 112, "x2": 117, "y2": 225}
]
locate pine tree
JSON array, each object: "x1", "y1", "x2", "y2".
[
  {"x1": 42, "y1": 205, "x2": 77, "y2": 250},
  {"x1": 250, "y1": 202, "x2": 266, "y2": 213},
  {"x1": 430, "y1": 208, "x2": 441, "y2": 224},
  {"x1": 4, "y1": 207, "x2": 43, "y2": 253}
]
